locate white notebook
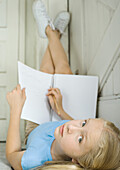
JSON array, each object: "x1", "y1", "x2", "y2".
[{"x1": 18, "y1": 61, "x2": 98, "y2": 124}]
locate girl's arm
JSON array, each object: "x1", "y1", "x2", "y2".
[
  {"x1": 58, "y1": 108, "x2": 73, "y2": 120},
  {"x1": 6, "y1": 84, "x2": 26, "y2": 170},
  {"x1": 46, "y1": 88, "x2": 73, "y2": 120}
]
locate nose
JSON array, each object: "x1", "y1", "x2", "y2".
[{"x1": 67, "y1": 124, "x2": 80, "y2": 134}]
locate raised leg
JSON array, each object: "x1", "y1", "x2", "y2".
[
  {"x1": 40, "y1": 30, "x2": 61, "y2": 74},
  {"x1": 46, "y1": 26, "x2": 73, "y2": 74},
  {"x1": 40, "y1": 45, "x2": 55, "y2": 74}
]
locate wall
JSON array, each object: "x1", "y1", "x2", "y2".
[{"x1": 25, "y1": 0, "x2": 120, "y2": 129}]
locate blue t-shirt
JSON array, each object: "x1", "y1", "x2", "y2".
[{"x1": 21, "y1": 120, "x2": 70, "y2": 170}]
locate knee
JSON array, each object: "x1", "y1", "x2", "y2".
[
  {"x1": 55, "y1": 65, "x2": 73, "y2": 74},
  {"x1": 40, "y1": 67, "x2": 55, "y2": 74}
]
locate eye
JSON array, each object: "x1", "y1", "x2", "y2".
[
  {"x1": 82, "y1": 120, "x2": 86, "y2": 127},
  {"x1": 78, "y1": 136, "x2": 83, "y2": 143}
]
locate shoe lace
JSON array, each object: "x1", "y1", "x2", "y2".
[{"x1": 48, "y1": 19, "x2": 55, "y2": 30}]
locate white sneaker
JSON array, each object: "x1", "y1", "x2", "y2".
[
  {"x1": 32, "y1": 0, "x2": 55, "y2": 38},
  {"x1": 54, "y1": 11, "x2": 70, "y2": 34}
]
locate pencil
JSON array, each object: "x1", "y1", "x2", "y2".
[{"x1": 53, "y1": 95, "x2": 60, "y2": 115}]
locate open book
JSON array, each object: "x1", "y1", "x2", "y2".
[{"x1": 18, "y1": 61, "x2": 98, "y2": 124}]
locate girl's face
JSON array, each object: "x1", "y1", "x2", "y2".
[{"x1": 54, "y1": 118, "x2": 104, "y2": 159}]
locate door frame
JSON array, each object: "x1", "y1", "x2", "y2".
[{"x1": 19, "y1": 0, "x2": 26, "y2": 144}]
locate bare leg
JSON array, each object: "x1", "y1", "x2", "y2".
[
  {"x1": 40, "y1": 30, "x2": 61, "y2": 74},
  {"x1": 46, "y1": 26, "x2": 73, "y2": 74},
  {"x1": 25, "y1": 31, "x2": 60, "y2": 144},
  {"x1": 40, "y1": 46, "x2": 55, "y2": 74}
]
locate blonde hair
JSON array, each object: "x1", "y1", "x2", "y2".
[
  {"x1": 33, "y1": 161, "x2": 83, "y2": 170},
  {"x1": 33, "y1": 119, "x2": 120, "y2": 170},
  {"x1": 77, "y1": 119, "x2": 120, "y2": 169}
]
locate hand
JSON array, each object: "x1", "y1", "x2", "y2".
[
  {"x1": 46, "y1": 88, "x2": 63, "y2": 115},
  {"x1": 6, "y1": 84, "x2": 26, "y2": 115}
]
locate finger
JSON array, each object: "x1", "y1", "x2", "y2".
[
  {"x1": 6, "y1": 92, "x2": 10, "y2": 98},
  {"x1": 48, "y1": 88, "x2": 60, "y2": 94},
  {"x1": 48, "y1": 88, "x2": 54, "y2": 91},
  {"x1": 53, "y1": 88, "x2": 60, "y2": 94},
  {"x1": 22, "y1": 88, "x2": 26, "y2": 96},
  {"x1": 12, "y1": 89, "x2": 16, "y2": 93},
  {"x1": 17, "y1": 84, "x2": 21, "y2": 90},
  {"x1": 55, "y1": 88, "x2": 61, "y2": 94},
  {"x1": 46, "y1": 90, "x2": 58, "y2": 98},
  {"x1": 48, "y1": 95, "x2": 53, "y2": 101},
  {"x1": 12, "y1": 86, "x2": 16, "y2": 92},
  {"x1": 48, "y1": 95, "x2": 54, "y2": 105},
  {"x1": 47, "y1": 89, "x2": 58, "y2": 95},
  {"x1": 22, "y1": 88, "x2": 25, "y2": 92}
]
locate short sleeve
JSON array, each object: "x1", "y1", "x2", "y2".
[{"x1": 21, "y1": 149, "x2": 45, "y2": 170}]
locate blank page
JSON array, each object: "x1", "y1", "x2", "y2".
[
  {"x1": 18, "y1": 62, "x2": 53, "y2": 124},
  {"x1": 52, "y1": 74, "x2": 98, "y2": 121}
]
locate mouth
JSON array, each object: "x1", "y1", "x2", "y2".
[{"x1": 60, "y1": 124, "x2": 64, "y2": 137}]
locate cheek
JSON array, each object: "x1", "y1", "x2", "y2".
[
  {"x1": 54, "y1": 127, "x2": 80, "y2": 157},
  {"x1": 60, "y1": 137, "x2": 78, "y2": 156},
  {"x1": 54, "y1": 126, "x2": 61, "y2": 138},
  {"x1": 61, "y1": 137, "x2": 73, "y2": 147}
]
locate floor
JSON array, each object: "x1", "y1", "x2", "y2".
[{"x1": 0, "y1": 143, "x2": 11, "y2": 169}]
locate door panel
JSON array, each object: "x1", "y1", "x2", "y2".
[
  {"x1": 69, "y1": 0, "x2": 84, "y2": 74},
  {"x1": 0, "y1": 0, "x2": 19, "y2": 141},
  {"x1": 0, "y1": 0, "x2": 7, "y2": 27},
  {"x1": 88, "y1": 2, "x2": 120, "y2": 87},
  {"x1": 98, "y1": 99, "x2": 120, "y2": 129},
  {"x1": 113, "y1": 57, "x2": 120, "y2": 95}
]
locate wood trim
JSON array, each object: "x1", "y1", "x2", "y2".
[
  {"x1": 18, "y1": 0, "x2": 25, "y2": 63},
  {"x1": 99, "y1": 0, "x2": 119, "y2": 10},
  {"x1": 69, "y1": 0, "x2": 85, "y2": 74},
  {"x1": 98, "y1": 94, "x2": 120, "y2": 101},
  {"x1": 18, "y1": 0, "x2": 26, "y2": 143},
  {"x1": 99, "y1": 48, "x2": 120, "y2": 93},
  {"x1": 81, "y1": 0, "x2": 86, "y2": 74},
  {"x1": 3, "y1": 0, "x2": 20, "y2": 141},
  {"x1": 87, "y1": 3, "x2": 120, "y2": 91}
]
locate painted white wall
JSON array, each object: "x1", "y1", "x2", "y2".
[{"x1": 69, "y1": 0, "x2": 120, "y2": 128}]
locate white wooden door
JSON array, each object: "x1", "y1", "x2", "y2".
[
  {"x1": 69, "y1": 0, "x2": 120, "y2": 128},
  {"x1": 0, "y1": 0, "x2": 19, "y2": 141},
  {"x1": 86, "y1": 0, "x2": 120, "y2": 129}
]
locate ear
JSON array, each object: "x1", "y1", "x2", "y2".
[{"x1": 72, "y1": 158, "x2": 79, "y2": 164}]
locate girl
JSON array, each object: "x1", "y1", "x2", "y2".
[{"x1": 6, "y1": 0, "x2": 120, "y2": 169}]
